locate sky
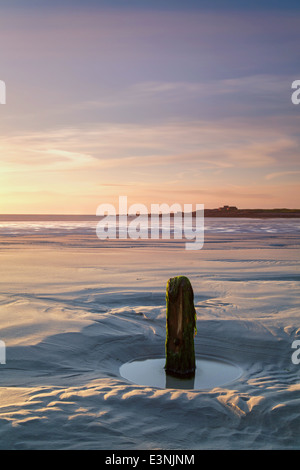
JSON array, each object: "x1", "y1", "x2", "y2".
[{"x1": 0, "y1": 0, "x2": 299, "y2": 213}]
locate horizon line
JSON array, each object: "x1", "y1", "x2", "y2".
[{"x1": 0, "y1": 207, "x2": 300, "y2": 217}]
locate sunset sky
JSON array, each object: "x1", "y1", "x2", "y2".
[{"x1": 0, "y1": 0, "x2": 299, "y2": 213}]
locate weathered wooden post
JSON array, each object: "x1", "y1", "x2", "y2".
[{"x1": 165, "y1": 276, "x2": 197, "y2": 378}]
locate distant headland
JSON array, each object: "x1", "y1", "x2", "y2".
[
  {"x1": 199, "y1": 206, "x2": 300, "y2": 218},
  {"x1": 0, "y1": 206, "x2": 300, "y2": 221}
]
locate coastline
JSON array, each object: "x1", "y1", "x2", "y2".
[{"x1": 0, "y1": 209, "x2": 300, "y2": 222}]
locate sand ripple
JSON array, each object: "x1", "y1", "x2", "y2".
[{"x1": 0, "y1": 231, "x2": 299, "y2": 449}]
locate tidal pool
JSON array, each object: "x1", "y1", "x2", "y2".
[{"x1": 120, "y1": 357, "x2": 243, "y2": 390}]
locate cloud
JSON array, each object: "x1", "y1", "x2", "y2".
[
  {"x1": 42, "y1": 149, "x2": 96, "y2": 168},
  {"x1": 0, "y1": 138, "x2": 98, "y2": 172},
  {"x1": 75, "y1": 74, "x2": 294, "y2": 118},
  {"x1": 1, "y1": 117, "x2": 299, "y2": 175},
  {"x1": 265, "y1": 170, "x2": 300, "y2": 181}
]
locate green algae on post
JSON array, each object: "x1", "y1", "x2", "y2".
[{"x1": 165, "y1": 276, "x2": 197, "y2": 378}]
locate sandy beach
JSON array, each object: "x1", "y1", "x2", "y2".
[
  {"x1": 0, "y1": 218, "x2": 299, "y2": 450},
  {"x1": 1, "y1": 0, "x2": 300, "y2": 453}
]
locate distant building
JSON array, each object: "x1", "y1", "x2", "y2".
[{"x1": 218, "y1": 205, "x2": 238, "y2": 211}]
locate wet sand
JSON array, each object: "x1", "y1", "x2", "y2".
[{"x1": 0, "y1": 223, "x2": 299, "y2": 449}]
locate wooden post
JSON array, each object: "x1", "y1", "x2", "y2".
[{"x1": 165, "y1": 276, "x2": 197, "y2": 378}]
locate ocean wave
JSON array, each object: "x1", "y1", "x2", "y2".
[{"x1": 0, "y1": 218, "x2": 299, "y2": 236}]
